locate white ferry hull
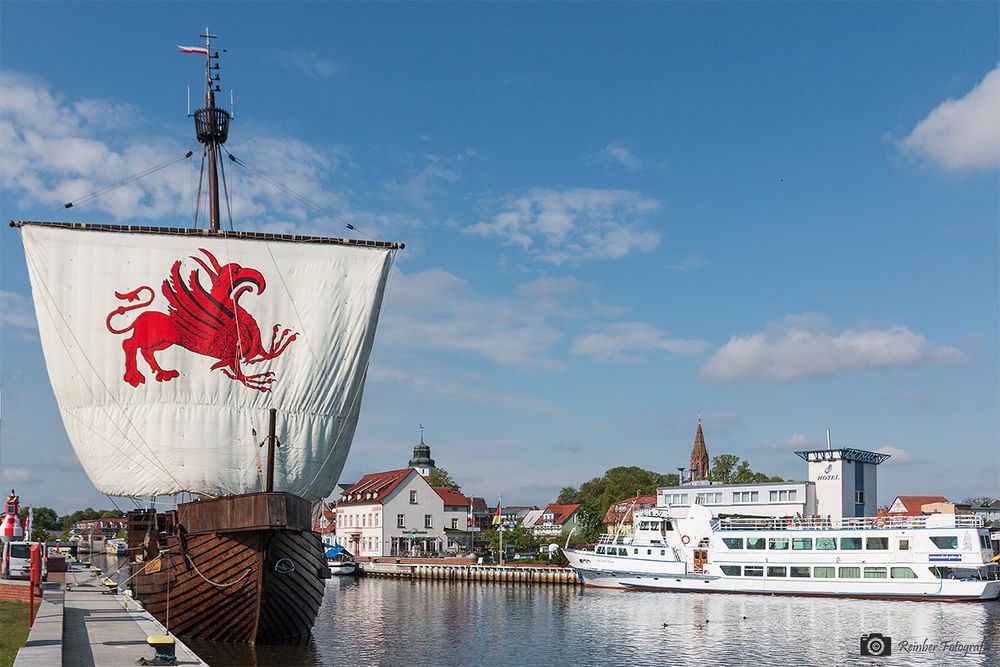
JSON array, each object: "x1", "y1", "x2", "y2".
[{"x1": 571, "y1": 564, "x2": 999, "y2": 601}]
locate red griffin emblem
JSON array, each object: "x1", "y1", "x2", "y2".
[{"x1": 105, "y1": 248, "x2": 297, "y2": 392}]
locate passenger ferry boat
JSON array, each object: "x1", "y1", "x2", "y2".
[{"x1": 563, "y1": 504, "x2": 999, "y2": 601}]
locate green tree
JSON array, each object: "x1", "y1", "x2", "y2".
[
  {"x1": 555, "y1": 486, "x2": 579, "y2": 504},
  {"x1": 709, "y1": 454, "x2": 740, "y2": 483},
  {"x1": 18, "y1": 506, "x2": 60, "y2": 531},
  {"x1": 481, "y1": 526, "x2": 539, "y2": 555},
  {"x1": 426, "y1": 468, "x2": 460, "y2": 491}
]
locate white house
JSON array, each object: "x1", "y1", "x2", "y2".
[
  {"x1": 532, "y1": 504, "x2": 581, "y2": 537},
  {"x1": 336, "y1": 468, "x2": 472, "y2": 557}
]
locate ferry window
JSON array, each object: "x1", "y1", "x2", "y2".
[
  {"x1": 813, "y1": 567, "x2": 835, "y2": 578},
  {"x1": 864, "y1": 567, "x2": 887, "y2": 579},
  {"x1": 746, "y1": 537, "x2": 765, "y2": 550},
  {"x1": 792, "y1": 538, "x2": 812, "y2": 550},
  {"x1": 596, "y1": 547, "x2": 605, "y2": 554},
  {"x1": 840, "y1": 537, "x2": 862, "y2": 550},
  {"x1": 633, "y1": 549, "x2": 639, "y2": 555},
  {"x1": 660, "y1": 550, "x2": 665, "y2": 556},
  {"x1": 768, "y1": 538, "x2": 788, "y2": 550},
  {"x1": 930, "y1": 536, "x2": 958, "y2": 549},
  {"x1": 618, "y1": 548, "x2": 628, "y2": 556},
  {"x1": 838, "y1": 567, "x2": 861, "y2": 579},
  {"x1": 767, "y1": 566, "x2": 786, "y2": 577},
  {"x1": 647, "y1": 549, "x2": 652, "y2": 555},
  {"x1": 866, "y1": 537, "x2": 889, "y2": 550},
  {"x1": 816, "y1": 537, "x2": 836, "y2": 550},
  {"x1": 891, "y1": 567, "x2": 917, "y2": 579},
  {"x1": 790, "y1": 566, "x2": 810, "y2": 578},
  {"x1": 720, "y1": 565, "x2": 741, "y2": 576},
  {"x1": 722, "y1": 538, "x2": 744, "y2": 549},
  {"x1": 744, "y1": 566, "x2": 764, "y2": 577},
  {"x1": 980, "y1": 535, "x2": 990, "y2": 549},
  {"x1": 899, "y1": 539, "x2": 909, "y2": 551}
]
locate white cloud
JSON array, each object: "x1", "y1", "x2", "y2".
[
  {"x1": 0, "y1": 291, "x2": 37, "y2": 340},
  {"x1": 570, "y1": 321, "x2": 709, "y2": 362},
  {"x1": 272, "y1": 49, "x2": 346, "y2": 79},
  {"x1": 762, "y1": 432, "x2": 820, "y2": 451},
  {"x1": 368, "y1": 367, "x2": 555, "y2": 414},
  {"x1": 876, "y1": 445, "x2": 927, "y2": 466},
  {"x1": 592, "y1": 141, "x2": 645, "y2": 170},
  {"x1": 467, "y1": 188, "x2": 661, "y2": 265},
  {"x1": 902, "y1": 64, "x2": 1000, "y2": 170},
  {"x1": 1, "y1": 466, "x2": 32, "y2": 483},
  {"x1": 700, "y1": 313, "x2": 967, "y2": 383}
]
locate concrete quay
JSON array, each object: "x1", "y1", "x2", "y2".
[
  {"x1": 360, "y1": 560, "x2": 583, "y2": 585},
  {"x1": 13, "y1": 563, "x2": 207, "y2": 667}
]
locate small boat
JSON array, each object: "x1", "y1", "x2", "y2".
[
  {"x1": 105, "y1": 539, "x2": 127, "y2": 556},
  {"x1": 326, "y1": 545, "x2": 357, "y2": 576}
]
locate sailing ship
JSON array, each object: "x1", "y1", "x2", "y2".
[{"x1": 11, "y1": 29, "x2": 402, "y2": 642}]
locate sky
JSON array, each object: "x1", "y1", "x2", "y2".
[{"x1": 0, "y1": 3, "x2": 997, "y2": 514}]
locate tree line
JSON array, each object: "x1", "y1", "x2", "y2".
[{"x1": 17, "y1": 506, "x2": 125, "y2": 542}]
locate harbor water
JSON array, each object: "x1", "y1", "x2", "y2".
[{"x1": 185, "y1": 576, "x2": 1000, "y2": 666}]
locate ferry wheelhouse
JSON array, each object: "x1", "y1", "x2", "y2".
[{"x1": 563, "y1": 504, "x2": 999, "y2": 601}]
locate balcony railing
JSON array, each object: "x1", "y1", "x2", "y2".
[{"x1": 715, "y1": 514, "x2": 984, "y2": 531}]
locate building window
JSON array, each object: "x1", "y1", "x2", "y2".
[
  {"x1": 788, "y1": 490, "x2": 796, "y2": 501},
  {"x1": 410, "y1": 490, "x2": 418, "y2": 504},
  {"x1": 424, "y1": 515, "x2": 432, "y2": 529},
  {"x1": 854, "y1": 490, "x2": 864, "y2": 504},
  {"x1": 732, "y1": 491, "x2": 760, "y2": 504},
  {"x1": 663, "y1": 493, "x2": 689, "y2": 506},
  {"x1": 696, "y1": 492, "x2": 722, "y2": 505},
  {"x1": 451, "y1": 518, "x2": 458, "y2": 530},
  {"x1": 397, "y1": 514, "x2": 405, "y2": 528}
]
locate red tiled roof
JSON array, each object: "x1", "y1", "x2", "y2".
[
  {"x1": 888, "y1": 495, "x2": 949, "y2": 516},
  {"x1": 433, "y1": 488, "x2": 469, "y2": 507},
  {"x1": 602, "y1": 495, "x2": 658, "y2": 524},
  {"x1": 543, "y1": 503, "x2": 580, "y2": 525},
  {"x1": 339, "y1": 468, "x2": 415, "y2": 506}
]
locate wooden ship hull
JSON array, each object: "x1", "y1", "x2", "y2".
[{"x1": 127, "y1": 492, "x2": 328, "y2": 643}]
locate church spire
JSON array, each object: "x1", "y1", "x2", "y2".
[{"x1": 689, "y1": 416, "x2": 710, "y2": 481}]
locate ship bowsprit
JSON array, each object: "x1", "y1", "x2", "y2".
[{"x1": 127, "y1": 492, "x2": 329, "y2": 643}]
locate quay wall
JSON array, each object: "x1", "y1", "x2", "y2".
[{"x1": 359, "y1": 561, "x2": 582, "y2": 586}]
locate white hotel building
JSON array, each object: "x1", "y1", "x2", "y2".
[{"x1": 657, "y1": 447, "x2": 888, "y2": 520}]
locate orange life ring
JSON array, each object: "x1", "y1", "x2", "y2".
[{"x1": 681, "y1": 535, "x2": 691, "y2": 545}]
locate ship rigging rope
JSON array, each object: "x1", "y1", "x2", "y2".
[
  {"x1": 193, "y1": 146, "x2": 207, "y2": 229},
  {"x1": 222, "y1": 147, "x2": 378, "y2": 241},
  {"x1": 219, "y1": 148, "x2": 236, "y2": 232},
  {"x1": 20, "y1": 247, "x2": 184, "y2": 492},
  {"x1": 185, "y1": 553, "x2": 254, "y2": 588},
  {"x1": 59, "y1": 151, "x2": 194, "y2": 213}
]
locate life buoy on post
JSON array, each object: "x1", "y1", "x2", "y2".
[{"x1": 681, "y1": 535, "x2": 691, "y2": 545}]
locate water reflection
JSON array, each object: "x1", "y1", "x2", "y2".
[{"x1": 143, "y1": 576, "x2": 1000, "y2": 665}]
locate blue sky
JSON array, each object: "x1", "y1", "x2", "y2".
[{"x1": 1, "y1": 3, "x2": 997, "y2": 514}]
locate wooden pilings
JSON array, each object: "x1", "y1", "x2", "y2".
[{"x1": 358, "y1": 562, "x2": 581, "y2": 586}]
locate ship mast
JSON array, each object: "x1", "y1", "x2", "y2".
[{"x1": 192, "y1": 27, "x2": 230, "y2": 233}]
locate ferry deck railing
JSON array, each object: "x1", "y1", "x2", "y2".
[{"x1": 715, "y1": 514, "x2": 985, "y2": 531}]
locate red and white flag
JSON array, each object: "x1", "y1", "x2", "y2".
[{"x1": 177, "y1": 45, "x2": 209, "y2": 55}]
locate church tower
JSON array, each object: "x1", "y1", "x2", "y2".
[
  {"x1": 408, "y1": 426, "x2": 436, "y2": 477},
  {"x1": 689, "y1": 418, "x2": 710, "y2": 481}
]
